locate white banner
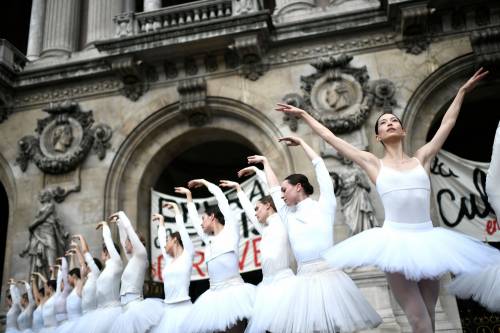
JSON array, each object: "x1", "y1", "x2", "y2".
[
  {"x1": 150, "y1": 176, "x2": 268, "y2": 282},
  {"x1": 431, "y1": 150, "x2": 499, "y2": 242}
]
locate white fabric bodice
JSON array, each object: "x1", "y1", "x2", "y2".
[
  {"x1": 259, "y1": 214, "x2": 292, "y2": 276},
  {"x1": 376, "y1": 159, "x2": 431, "y2": 224},
  {"x1": 6, "y1": 304, "x2": 21, "y2": 329},
  {"x1": 17, "y1": 305, "x2": 35, "y2": 330},
  {"x1": 32, "y1": 305, "x2": 44, "y2": 330},
  {"x1": 96, "y1": 257, "x2": 122, "y2": 308},
  {"x1": 486, "y1": 121, "x2": 500, "y2": 215},
  {"x1": 117, "y1": 212, "x2": 148, "y2": 300},
  {"x1": 271, "y1": 157, "x2": 337, "y2": 264},
  {"x1": 207, "y1": 252, "x2": 240, "y2": 283},
  {"x1": 66, "y1": 288, "x2": 82, "y2": 320},
  {"x1": 82, "y1": 253, "x2": 100, "y2": 313},
  {"x1": 162, "y1": 250, "x2": 192, "y2": 304},
  {"x1": 42, "y1": 295, "x2": 57, "y2": 327}
]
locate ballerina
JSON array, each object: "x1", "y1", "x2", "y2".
[
  {"x1": 109, "y1": 211, "x2": 164, "y2": 333},
  {"x1": 447, "y1": 120, "x2": 500, "y2": 312},
  {"x1": 219, "y1": 174, "x2": 297, "y2": 333},
  {"x1": 31, "y1": 272, "x2": 49, "y2": 333},
  {"x1": 6, "y1": 279, "x2": 22, "y2": 333},
  {"x1": 53, "y1": 257, "x2": 71, "y2": 327},
  {"x1": 180, "y1": 179, "x2": 256, "y2": 333},
  {"x1": 151, "y1": 201, "x2": 194, "y2": 333},
  {"x1": 39, "y1": 266, "x2": 58, "y2": 333},
  {"x1": 274, "y1": 67, "x2": 500, "y2": 332},
  {"x1": 17, "y1": 279, "x2": 36, "y2": 333},
  {"x1": 246, "y1": 135, "x2": 381, "y2": 333}
]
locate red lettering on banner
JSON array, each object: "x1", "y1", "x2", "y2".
[
  {"x1": 192, "y1": 251, "x2": 206, "y2": 277},
  {"x1": 252, "y1": 237, "x2": 262, "y2": 267},
  {"x1": 486, "y1": 219, "x2": 499, "y2": 235},
  {"x1": 239, "y1": 240, "x2": 250, "y2": 270}
]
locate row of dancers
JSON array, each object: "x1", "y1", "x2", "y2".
[{"x1": 5, "y1": 67, "x2": 500, "y2": 333}]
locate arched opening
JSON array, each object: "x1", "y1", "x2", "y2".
[
  {"x1": 154, "y1": 138, "x2": 263, "y2": 300},
  {"x1": 105, "y1": 97, "x2": 294, "y2": 300},
  {"x1": 0, "y1": 181, "x2": 8, "y2": 286}
]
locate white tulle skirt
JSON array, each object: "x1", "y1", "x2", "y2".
[
  {"x1": 38, "y1": 327, "x2": 56, "y2": 333},
  {"x1": 6, "y1": 328, "x2": 21, "y2": 333},
  {"x1": 182, "y1": 276, "x2": 256, "y2": 333},
  {"x1": 268, "y1": 259, "x2": 382, "y2": 333},
  {"x1": 448, "y1": 263, "x2": 500, "y2": 312},
  {"x1": 322, "y1": 221, "x2": 500, "y2": 281},
  {"x1": 55, "y1": 315, "x2": 81, "y2": 333},
  {"x1": 109, "y1": 298, "x2": 164, "y2": 333},
  {"x1": 151, "y1": 300, "x2": 193, "y2": 333},
  {"x1": 21, "y1": 329, "x2": 35, "y2": 333},
  {"x1": 83, "y1": 305, "x2": 122, "y2": 333},
  {"x1": 246, "y1": 268, "x2": 296, "y2": 333}
]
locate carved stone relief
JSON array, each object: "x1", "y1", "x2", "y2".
[{"x1": 177, "y1": 78, "x2": 210, "y2": 126}]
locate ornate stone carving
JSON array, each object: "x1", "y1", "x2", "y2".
[
  {"x1": 204, "y1": 55, "x2": 218, "y2": 73},
  {"x1": 184, "y1": 57, "x2": 199, "y2": 76},
  {"x1": 283, "y1": 53, "x2": 396, "y2": 134},
  {"x1": 282, "y1": 93, "x2": 305, "y2": 132},
  {"x1": 177, "y1": 78, "x2": 210, "y2": 126},
  {"x1": 397, "y1": 2, "x2": 433, "y2": 55},
  {"x1": 471, "y1": 27, "x2": 500, "y2": 71},
  {"x1": 331, "y1": 156, "x2": 380, "y2": 235},
  {"x1": 164, "y1": 61, "x2": 178, "y2": 79},
  {"x1": 16, "y1": 100, "x2": 113, "y2": 174},
  {"x1": 111, "y1": 56, "x2": 148, "y2": 101},
  {"x1": 232, "y1": 0, "x2": 261, "y2": 15},
  {"x1": 231, "y1": 34, "x2": 268, "y2": 81},
  {"x1": 114, "y1": 12, "x2": 136, "y2": 37},
  {"x1": 19, "y1": 187, "x2": 70, "y2": 278}
]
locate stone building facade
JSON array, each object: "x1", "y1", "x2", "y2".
[{"x1": 1, "y1": 0, "x2": 500, "y2": 331}]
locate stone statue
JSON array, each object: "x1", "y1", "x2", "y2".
[
  {"x1": 332, "y1": 156, "x2": 380, "y2": 235},
  {"x1": 51, "y1": 123, "x2": 74, "y2": 153},
  {"x1": 326, "y1": 81, "x2": 351, "y2": 112},
  {"x1": 20, "y1": 188, "x2": 68, "y2": 277}
]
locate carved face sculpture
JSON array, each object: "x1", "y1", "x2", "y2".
[
  {"x1": 326, "y1": 82, "x2": 350, "y2": 112},
  {"x1": 51, "y1": 124, "x2": 74, "y2": 153},
  {"x1": 39, "y1": 190, "x2": 53, "y2": 204}
]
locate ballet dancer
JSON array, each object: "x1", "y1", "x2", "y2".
[
  {"x1": 53, "y1": 257, "x2": 71, "y2": 327},
  {"x1": 31, "y1": 272, "x2": 49, "y2": 332},
  {"x1": 247, "y1": 136, "x2": 381, "y2": 333},
  {"x1": 17, "y1": 279, "x2": 36, "y2": 333},
  {"x1": 274, "y1": 67, "x2": 500, "y2": 332},
  {"x1": 180, "y1": 179, "x2": 256, "y2": 333},
  {"x1": 6, "y1": 279, "x2": 22, "y2": 333},
  {"x1": 39, "y1": 266, "x2": 58, "y2": 333},
  {"x1": 151, "y1": 201, "x2": 194, "y2": 333}
]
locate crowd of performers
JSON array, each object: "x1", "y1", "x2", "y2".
[{"x1": 4, "y1": 67, "x2": 500, "y2": 333}]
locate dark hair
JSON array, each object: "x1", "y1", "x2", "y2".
[
  {"x1": 93, "y1": 258, "x2": 103, "y2": 271},
  {"x1": 102, "y1": 242, "x2": 121, "y2": 256},
  {"x1": 170, "y1": 231, "x2": 184, "y2": 248},
  {"x1": 204, "y1": 205, "x2": 225, "y2": 225},
  {"x1": 258, "y1": 195, "x2": 276, "y2": 212},
  {"x1": 69, "y1": 268, "x2": 81, "y2": 279},
  {"x1": 374, "y1": 112, "x2": 403, "y2": 135},
  {"x1": 284, "y1": 174, "x2": 314, "y2": 195},
  {"x1": 22, "y1": 293, "x2": 28, "y2": 302},
  {"x1": 39, "y1": 287, "x2": 45, "y2": 296},
  {"x1": 47, "y1": 279, "x2": 57, "y2": 291},
  {"x1": 6, "y1": 294, "x2": 11, "y2": 301}
]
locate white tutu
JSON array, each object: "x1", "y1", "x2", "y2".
[
  {"x1": 448, "y1": 263, "x2": 500, "y2": 312},
  {"x1": 151, "y1": 300, "x2": 193, "y2": 333},
  {"x1": 182, "y1": 276, "x2": 256, "y2": 333},
  {"x1": 322, "y1": 221, "x2": 500, "y2": 281},
  {"x1": 20, "y1": 330, "x2": 34, "y2": 333},
  {"x1": 6, "y1": 328, "x2": 21, "y2": 333},
  {"x1": 38, "y1": 328, "x2": 56, "y2": 333},
  {"x1": 109, "y1": 298, "x2": 164, "y2": 333},
  {"x1": 55, "y1": 319, "x2": 79, "y2": 333},
  {"x1": 246, "y1": 268, "x2": 297, "y2": 333},
  {"x1": 269, "y1": 259, "x2": 382, "y2": 333},
  {"x1": 84, "y1": 305, "x2": 122, "y2": 333}
]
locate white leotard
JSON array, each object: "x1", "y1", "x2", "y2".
[
  {"x1": 32, "y1": 304, "x2": 44, "y2": 331},
  {"x1": 66, "y1": 288, "x2": 82, "y2": 320},
  {"x1": 6, "y1": 284, "x2": 21, "y2": 330},
  {"x1": 17, "y1": 282, "x2": 35, "y2": 330},
  {"x1": 96, "y1": 223, "x2": 123, "y2": 308},
  {"x1": 54, "y1": 257, "x2": 71, "y2": 323},
  {"x1": 81, "y1": 252, "x2": 100, "y2": 313}
]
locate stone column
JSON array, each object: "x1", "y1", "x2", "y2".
[
  {"x1": 143, "y1": 0, "x2": 161, "y2": 12},
  {"x1": 41, "y1": 0, "x2": 81, "y2": 57},
  {"x1": 26, "y1": 0, "x2": 46, "y2": 60},
  {"x1": 85, "y1": 0, "x2": 123, "y2": 46}
]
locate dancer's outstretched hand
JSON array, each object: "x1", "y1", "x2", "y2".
[
  {"x1": 278, "y1": 136, "x2": 303, "y2": 147},
  {"x1": 107, "y1": 212, "x2": 120, "y2": 223},
  {"x1": 237, "y1": 166, "x2": 257, "y2": 178},
  {"x1": 461, "y1": 67, "x2": 489, "y2": 93},
  {"x1": 174, "y1": 187, "x2": 191, "y2": 196},
  {"x1": 188, "y1": 179, "x2": 207, "y2": 189},
  {"x1": 219, "y1": 180, "x2": 240, "y2": 190},
  {"x1": 96, "y1": 221, "x2": 107, "y2": 230},
  {"x1": 275, "y1": 103, "x2": 307, "y2": 116},
  {"x1": 162, "y1": 202, "x2": 180, "y2": 214},
  {"x1": 247, "y1": 155, "x2": 267, "y2": 165},
  {"x1": 151, "y1": 213, "x2": 164, "y2": 225}
]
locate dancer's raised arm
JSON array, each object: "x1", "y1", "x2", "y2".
[
  {"x1": 415, "y1": 68, "x2": 488, "y2": 168},
  {"x1": 111, "y1": 211, "x2": 147, "y2": 260},
  {"x1": 97, "y1": 221, "x2": 121, "y2": 261},
  {"x1": 176, "y1": 186, "x2": 209, "y2": 244},
  {"x1": 275, "y1": 104, "x2": 379, "y2": 181}
]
